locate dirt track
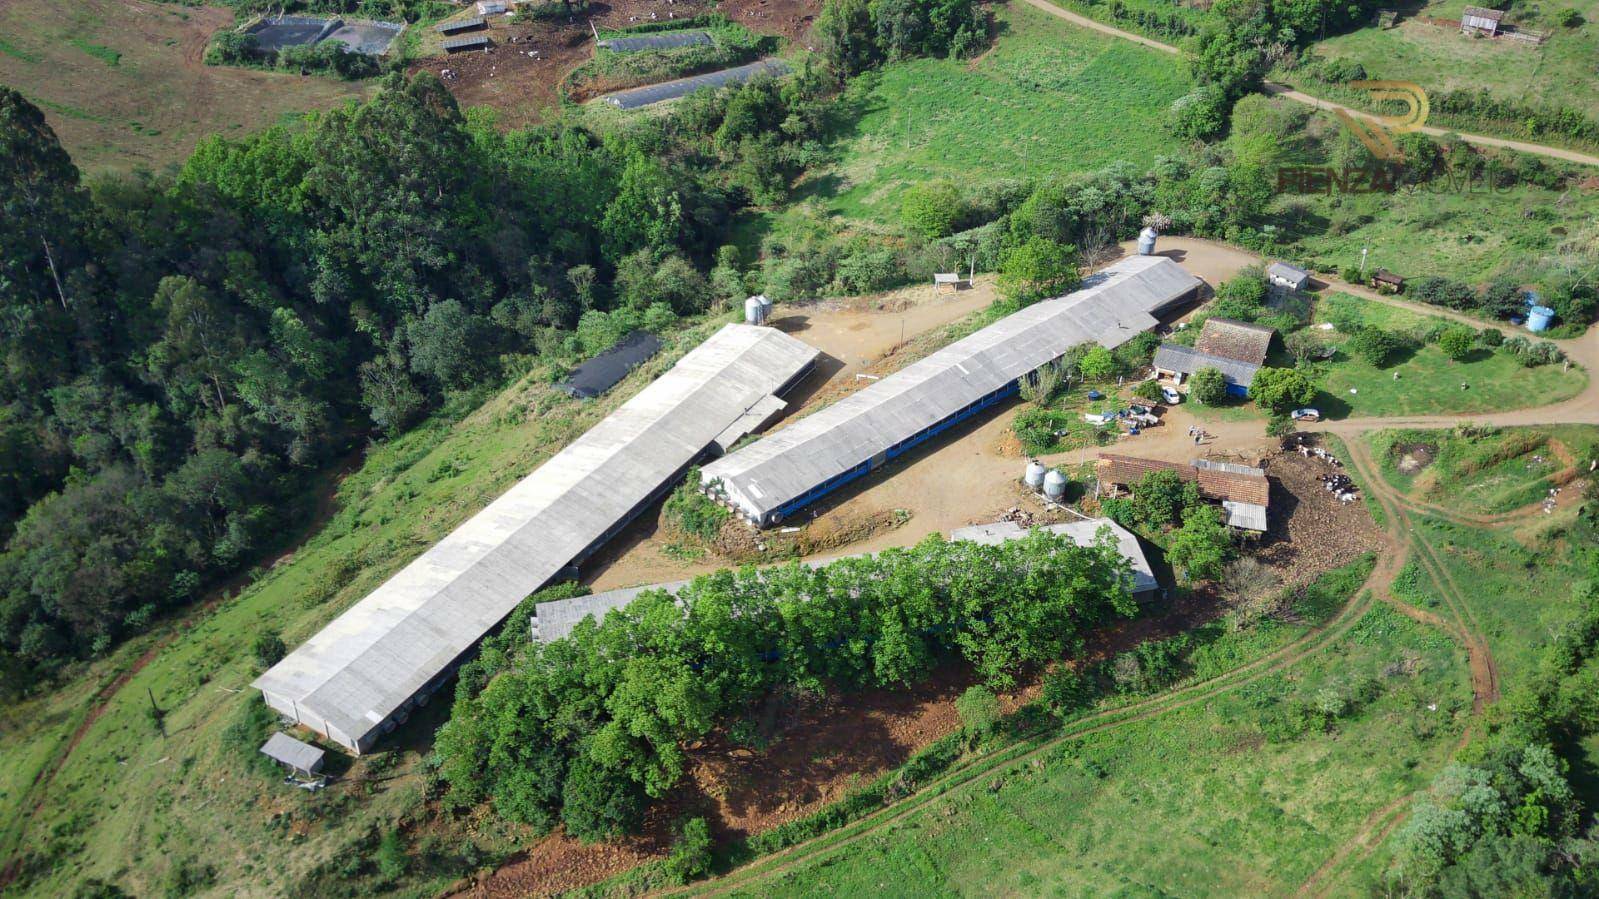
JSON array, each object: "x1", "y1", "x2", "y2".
[{"x1": 1014, "y1": 0, "x2": 1599, "y2": 168}]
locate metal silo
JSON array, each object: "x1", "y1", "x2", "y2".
[
  {"x1": 1025, "y1": 460, "x2": 1047, "y2": 489},
  {"x1": 744, "y1": 295, "x2": 767, "y2": 325},
  {"x1": 1043, "y1": 468, "x2": 1068, "y2": 501}
]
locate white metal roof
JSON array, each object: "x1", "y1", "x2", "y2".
[
  {"x1": 534, "y1": 516, "x2": 1158, "y2": 643},
  {"x1": 253, "y1": 324, "x2": 818, "y2": 751},
  {"x1": 701, "y1": 256, "x2": 1202, "y2": 523},
  {"x1": 260, "y1": 732, "x2": 325, "y2": 772},
  {"x1": 1222, "y1": 500, "x2": 1269, "y2": 531}
]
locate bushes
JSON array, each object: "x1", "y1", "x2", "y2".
[
  {"x1": 1347, "y1": 326, "x2": 1405, "y2": 367},
  {"x1": 1012, "y1": 408, "x2": 1073, "y2": 454},
  {"x1": 814, "y1": 0, "x2": 984, "y2": 78},
  {"x1": 1248, "y1": 366, "x2": 1316, "y2": 415},
  {"x1": 435, "y1": 532, "x2": 1136, "y2": 836},
  {"x1": 900, "y1": 180, "x2": 966, "y2": 239},
  {"x1": 663, "y1": 469, "x2": 729, "y2": 541},
  {"x1": 1437, "y1": 326, "x2": 1476, "y2": 361},
  {"x1": 997, "y1": 237, "x2": 1082, "y2": 306},
  {"x1": 664, "y1": 817, "x2": 715, "y2": 883},
  {"x1": 252, "y1": 631, "x2": 286, "y2": 669},
  {"x1": 955, "y1": 684, "x2": 1001, "y2": 737},
  {"x1": 1189, "y1": 366, "x2": 1228, "y2": 404}
]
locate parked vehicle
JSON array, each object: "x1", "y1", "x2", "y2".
[
  {"x1": 1291, "y1": 407, "x2": 1321, "y2": 422},
  {"x1": 1161, "y1": 386, "x2": 1182, "y2": 405}
]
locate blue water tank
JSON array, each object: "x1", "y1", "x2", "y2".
[{"x1": 1527, "y1": 306, "x2": 1555, "y2": 332}]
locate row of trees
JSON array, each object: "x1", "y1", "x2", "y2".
[
  {"x1": 0, "y1": 66, "x2": 838, "y2": 695},
  {"x1": 435, "y1": 531, "x2": 1136, "y2": 840},
  {"x1": 206, "y1": 32, "x2": 384, "y2": 80},
  {"x1": 813, "y1": 0, "x2": 987, "y2": 79}
]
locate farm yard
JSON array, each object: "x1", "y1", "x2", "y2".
[{"x1": 0, "y1": 0, "x2": 368, "y2": 172}]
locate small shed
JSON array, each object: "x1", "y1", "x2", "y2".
[
  {"x1": 442, "y1": 34, "x2": 491, "y2": 52},
  {"x1": 558, "y1": 331, "x2": 663, "y2": 399},
  {"x1": 260, "y1": 732, "x2": 326, "y2": 778},
  {"x1": 436, "y1": 16, "x2": 486, "y2": 34},
  {"x1": 1266, "y1": 261, "x2": 1311, "y2": 291},
  {"x1": 1461, "y1": 6, "x2": 1504, "y2": 35},
  {"x1": 476, "y1": 0, "x2": 507, "y2": 13},
  {"x1": 1371, "y1": 269, "x2": 1405, "y2": 294},
  {"x1": 933, "y1": 272, "x2": 968, "y2": 292}
]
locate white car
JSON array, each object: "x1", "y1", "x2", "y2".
[
  {"x1": 1291, "y1": 408, "x2": 1322, "y2": 422},
  {"x1": 1161, "y1": 386, "x2": 1182, "y2": 405}
]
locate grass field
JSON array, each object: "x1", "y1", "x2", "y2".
[
  {"x1": 0, "y1": 0, "x2": 367, "y2": 172},
  {"x1": 1299, "y1": 293, "x2": 1587, "y2": 419},
  {"x1": 1371, "y1": 424, "x2": 1599, "y2": 516},
  {"x1": 0, "y1": 317, "x2": 753, "y2": 896},
  {"x1": 716, "y1": 601, "x2": 1469, "y2": 897},
  {"x1": 792, "y1": 1, "x2": 1190, "y2": 223},
  {"x1": 1308, "y1": 0, "x2": 1599, "y2": 123},
  {"x1": 1272, "y1": 179, "x2": 1599, "y2": 287}
]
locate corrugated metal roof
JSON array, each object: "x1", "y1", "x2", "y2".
[
  {"x1": 1194, "y1": 318, "x2": 1273, "y2": 365},
  {"x1": 437, "y1": 16, "x2": 485, "y2": 33},
  {"x1": 1152, "y1": 343, "x2": 1261, "y2": 387},
  {"x1": 253, "y1": 324, "x2": 818, "y2": 752},
  {"x1": 260, "y1": 732, "x2": 325, "y2": 772},
  {"x1": 442, "y1": 34, "x2": 490, "y2": 51},
  {"x1": 701, "y1": 256, "x2": 1202, "y2": 524},
  {"x1": 534, "y1": 516, "x2": 1157, "y2": 642},
  {"x1": 1098, "y1": 454, "x2": 1271, "y2": 507},
  {"x1": 1266, "y1": 261, "x2": 1310, "y2": 286},
  {"x1": 597, "y1": 30, "x2": 714, "y2": 53},
  {"x1": 1222, "y1": 500, "x2": 1269, "y2": 531},
  {"x1": 602, "y1": 59, "x2": 790, "y2": 109}
]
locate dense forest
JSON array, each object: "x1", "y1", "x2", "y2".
[{"x1": 0, "y1": 1, "x2": 999, "y2": 698}]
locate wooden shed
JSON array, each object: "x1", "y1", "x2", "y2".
[
  {"x1": 1371, "y1": 269, "x2": 1405, "y2": 294},
  {"x1": 1461, "y1": 6, "x2": 1504, "y2": 35}
]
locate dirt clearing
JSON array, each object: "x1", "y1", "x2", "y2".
[{"x1": 0, "y1": 0, "x2": 369, "y2": 173}]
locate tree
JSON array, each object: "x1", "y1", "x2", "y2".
[
  {"x1": 1348, "y1": 326, "x2": 1403, "y2": 367},
  {"x1": 1077, "y1": 345, "x2": 1116, "y2": 382},
  {"x1": 900, "y1": 180, "x2": 965, "y2": 239},
  {"x1": 813, "y1": 0, "x2": 879, "y2": 78},
  {"x1": 997, "y1": 237, "x2": 1080, "y2": 306},
  {"x1": 561, "y1": 755, "x2": 647, "y2": 842},
  {"x1": 1133, "y1": 378, "x2": 1164, "y2": 403},
  {"x1": 1167, "y1": 85, "x2": 1228, "y2": 141},
  {"x1": 1189, "y1": 366, "x2": 1228, "y2": 404},
  {"x1": 1438, "y1": 326, "x2": 1476, "y2": 361},
  {"x1": 1248, "y1": 366, "x2": 1316, "y2": 415},
  {"x1": 1131, "y1": 469, "x2": 1202, "y2": 529},
  {"x1": 664, "y1": 817, "x2": 714, "y2": 883},
  {"x1": 1166, "y1": 505, "x2": 1233, "y2": 583},
  {"x1": 252, "y1": 631, "x2": 286, "y2": 669},
  {"x1": 1042, "y1": 666, "x2": 1095, "y2": 718},
  {"x1": 405, "y1": 300, "x2": 494, "y2": 389}
]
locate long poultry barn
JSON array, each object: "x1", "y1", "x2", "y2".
[
  {"x1": 700, "y1": 255, "x2": 1203, "y2": 527},
  {"x1": 253, "y1": 324, "x2": 818, "y2": 753}
]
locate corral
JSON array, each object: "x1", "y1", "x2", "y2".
[
  {"x1": 701, "y1": 255, "x2": 1204, "y2": 527},
  {"x1": 253, "y1": 324, "x2": 819, "y2": 753},
  {"x1": 601, "y1": 58, "x2": 790, "y2": 108}
]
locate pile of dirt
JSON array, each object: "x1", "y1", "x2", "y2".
[{"x1": 714, "y1": 507, "x2": 913, "y2": 561}]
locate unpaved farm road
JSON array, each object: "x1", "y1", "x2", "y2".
[{"x1": 1015, "y1": 0, "x2": 1599, "y2": 168}]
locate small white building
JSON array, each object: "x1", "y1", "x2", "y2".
[
  {"x1": 1460, "y1": 6, "x2": 1504, "y2": 35},
  {"x1": 476, "y1": 0, "x2": 507, "y2": 14},
  {"x1": 1266, "y1": 261, "x2": 1311, "y2": 291}
]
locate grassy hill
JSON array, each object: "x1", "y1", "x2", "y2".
[
  {"x1": 0, "y1": 0, "x2": 367, "y2": 172},
  {"x1": 792, "y1": 1, "x2": 1191, "y2": 223}
]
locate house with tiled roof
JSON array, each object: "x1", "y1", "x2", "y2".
[{"x1": 1097, "y1": 453, "x2": 1271, "y2": 531}]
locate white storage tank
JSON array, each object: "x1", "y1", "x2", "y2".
[
  {"x1": 1025, "y1": 460, "x2": 1047, "y2": 489},
  {"x1": 1137, "y1": 227, "x2": 1159, "y2": 256},
  {"x1": 1043, "y1": 468, "x2": 1068, "y2": 500},
  {"x1": 758, "y1": 294, "x2": 773, "y2": 321},
  {"x1": 744, "y1": 295, "x2": 768, "y2": 325}
]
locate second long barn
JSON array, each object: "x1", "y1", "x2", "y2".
[{"x1": 700, "y1": 255, "x2": 1204, "y2": 527}]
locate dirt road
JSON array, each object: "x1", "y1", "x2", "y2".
[{"x1": 1014, "y1": 0, "x2": 1599, "y2": 168}]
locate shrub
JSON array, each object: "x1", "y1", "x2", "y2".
[
  {"x1": 1133, "y1": 378, "x2": 1164, "y2": 403},
  {"x1": 956, "y1": 684, "x2": 1001, "y2": 736},
  {"x1": 1190, "y1": 366, "x2": 1228, "y2": 404},
  {"x1": 1167, "y1": 85, "x2": 1228, "y2": 141},
  {"x1": 1013, "y1": 408, "x2": 1073, "y2": 454},
  {"x1": 997, "y1": 237, "x2": 1081, "y2": 306},
  {"x1": 1077, "y1": 345, "x2": 1116, "y2": 382},
  {"x1": 252, "y1": 631, "x2": 286, "y2": 669},
  {"x1": 900, "y1": 180, "x2": 966, "y2": 239},
  {"x1": 1478, "y1": 327, "x2": 1504, "y2": 348},
  {"x1": 664, "y1": 817, "x2": 715, "y2": 884},
  {"x1": 1437, "y1": 326, "x2": 1475, "y2": 361},
  {"x1": 663, "y1": 469, "x2": 729, "y2": 541},
  {"x1": 1348, "y1": 326, "x2": 1403, "y2": 367},
  {"x1": 375, "y1": 828, "x2": 408, "y2": 882},
  {"x1": 561, "y1": 757, "x2": 646, "y2": 843},
  {"x1": 1042, "y1": 666, "x2": 1096, "y2": 717},
  {"x1": 1557, "y1": 8, "x2": 1584, "y2": 26},
  {"x1": 1167, "y1": 505, "x2": 1234, "y2": 583}
]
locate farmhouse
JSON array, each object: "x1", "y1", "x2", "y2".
[
  {"x1": 1153, "y1": 317, "x2": 1274, "y2": 397},
  {"x1": 1460, "y1": 6, "x2": 1505, "y2": 35},
  {"x1": 532, "y1": 517, "x2": 1160, "y2": 642},
  {"x1": 699, "y1": 255, "x2": 1203, "y2": 527},
  {"x1": 1097, "y1": 453, "x2": 1271, "y2": 531},
  {"x1": 1266, "y1": 262, "x2": 1311, "y2": 291},
  {"x1": 253, "y1": 324, "x2": 819, "y2": 753}
]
